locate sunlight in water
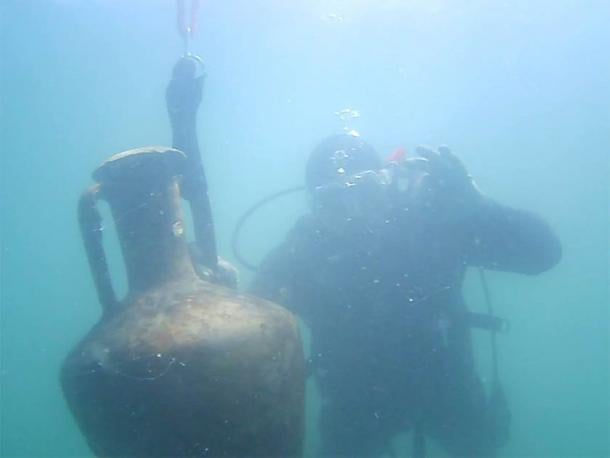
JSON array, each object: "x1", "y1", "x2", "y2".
[{"x1": 302, "y1": 0, "x2": 448, "y2": 20}]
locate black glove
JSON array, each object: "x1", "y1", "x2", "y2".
[
  {"x1": 189, "y1": 242, "x2": 239, "y2": 289},
  {"x1": 405, "y1": 145, "x2": 484, "y2": 223},
  {"x1": 166, "y1": 56, "x2": 204, "y2": 126}
]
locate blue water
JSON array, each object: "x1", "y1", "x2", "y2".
[{"x1": 1, "y1": 1, "x2": 608, "y2": 456}]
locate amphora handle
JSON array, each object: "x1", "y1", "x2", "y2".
[{"x1": 78, "y1": 184, "x2": 117, "y2": 313}]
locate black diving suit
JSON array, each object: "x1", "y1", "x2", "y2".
[{"x1": 250, "y1": 187, "x2": 561, "y2": 457}]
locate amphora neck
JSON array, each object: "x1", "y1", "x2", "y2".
[{"x1": 95, "y1": 147, "x2": 198, "y2": 295}]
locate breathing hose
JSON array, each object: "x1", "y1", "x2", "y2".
[{"x1": 231, "y1": 186, "x2": 305, "y2": 271}]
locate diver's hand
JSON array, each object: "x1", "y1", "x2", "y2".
[
  {"x1": 166, "y1": 57, "x2": 204, "y2": 125},
  {"x1": 189, "y1": 242, "x2": 239, "y2": 289},
  {"x1": 407, "y1": 145, "x2": 483, "y2": 223},
  {"x1": 215, "y1": 258, "x2": 239, "y2": 290}
]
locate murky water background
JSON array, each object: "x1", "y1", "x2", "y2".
[{"x1": 1, "y1": 1, "x2": 608, "y2": 456}]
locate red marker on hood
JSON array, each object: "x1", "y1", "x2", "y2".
[{"x1": 386, "y1": 147, "x2": 407, "y2": 164}]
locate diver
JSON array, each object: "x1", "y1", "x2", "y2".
[{"x1": 248, "y1": 133, "x2": 562, "y2": 457}]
